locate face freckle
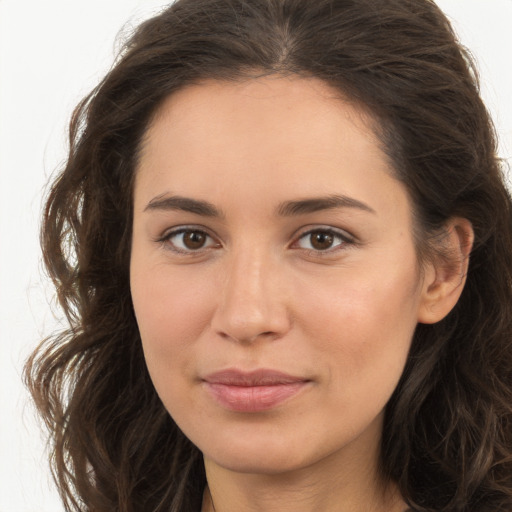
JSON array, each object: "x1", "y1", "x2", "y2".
[{"x1": 130, "y1": 75, "x2": 429, "y2": 479}]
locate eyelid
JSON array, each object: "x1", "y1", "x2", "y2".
[
  {"x1": 290, "y1": 225, "x2": 356, "y2": 253},
  {"x1": 154, "y1": 224, "x2": 356, "y2": 256},
  {"x1": 155, "y1": 225, "x2": 221, "y2": 254}
]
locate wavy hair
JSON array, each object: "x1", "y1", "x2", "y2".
[{"x1": 25, "y1": 0, "x2": 512, "y2": 510}]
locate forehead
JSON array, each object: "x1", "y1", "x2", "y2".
[
  {"x1": 141, "y1": 75, "x2": 383, "y2": 156},
  {"x1": 135, "y1": 76, "x2": 409, "y2": 224}
]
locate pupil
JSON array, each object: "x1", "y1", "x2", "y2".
[
  {"x1": 311, "y1": 232, "x2": 333, "y2": 250},
  {"x1": 184, "y1": 231, "x2": 205, "y2": 249}
]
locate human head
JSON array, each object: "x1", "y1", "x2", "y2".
[{"x1": 27, "y1": 1, "x2": 512, "y2": 511}]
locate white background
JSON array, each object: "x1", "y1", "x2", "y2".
[{"x1": 1, "y1": 1, "x2": 511, "y2": 511}]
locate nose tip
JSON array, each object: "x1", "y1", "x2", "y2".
[
  {"x1": 210, "y1": 255, "x2": 291, "y2": 344},
  {"x1": 216, "y1": 324, "x2": 283, "y2": 345}
]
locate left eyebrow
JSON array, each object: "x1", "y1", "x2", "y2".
[{"x1": 276, "y1": 194, "x2": 376, "y2": 216}]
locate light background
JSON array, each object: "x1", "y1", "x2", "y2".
[{"x1": 0, "y1": 1, "x2": 511, "y2": 510}]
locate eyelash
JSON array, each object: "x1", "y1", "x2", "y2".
[
  {"x1": 156, "y1": 226, "x2": 218, "y2": 254},
  {"x1": 156, "y1": 226, "x2": 355, "y2": 256},
  {"x1": 292, "y1": 227, "x2": 354, "y2": 255}
]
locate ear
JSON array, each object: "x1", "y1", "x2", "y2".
[{"x1": 417, "y1": 217, "x2": 474, "y2": 324}]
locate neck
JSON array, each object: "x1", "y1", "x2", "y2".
[
  {"x1": 201, "y1": 424, "x2": 405, "y2": 512},
  {"x1": 202, "y1": 467, "x2": 404, "y2": 512}
]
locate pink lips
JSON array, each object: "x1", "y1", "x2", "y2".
[{"x1": 202, "y1": 369, "x2": 310, "y2": 412}]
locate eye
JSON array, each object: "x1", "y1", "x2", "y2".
[
  {"x1": 159, "y1": 228, "x2": 218, "y2": 253},
  {"x1": 295, "y1": 228, "x2": 351, "y2": 252}
]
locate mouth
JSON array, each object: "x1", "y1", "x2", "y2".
[{"x1": 202, "y1": 369, "x2": 311, "y2": 412}]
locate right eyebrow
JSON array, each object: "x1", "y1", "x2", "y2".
[{"x1": 144, "y1": 194, "x2": 223, "y2": 218}]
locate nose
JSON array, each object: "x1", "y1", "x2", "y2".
[{"x1": 210, "y1": 247, "x2": 291, "y2": 344}]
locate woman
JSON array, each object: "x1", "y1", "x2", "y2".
[{"x1": 25, "y1": 0, "x2": 512, "y2": 511}]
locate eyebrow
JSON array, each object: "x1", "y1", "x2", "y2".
[
  {"x1": 144, "y1": 195, "x2": 223, "y2": 217},
  {"x1": 276, "y1": 194, "x2": 376, "y2": 216},
  {"x1": 143, "y1": 193, "x2": 376, "y2": 217}
]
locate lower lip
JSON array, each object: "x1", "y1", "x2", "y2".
[{"x1": 204, "y1": 382, "x2": 309, "y2": 412}]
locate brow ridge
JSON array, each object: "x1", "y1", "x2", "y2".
[
  {"x1": 144, "y1": 193, "x2": 374, "y2": 217},
  {"x1": 144, "y1": 195, "x2": 222, "y2": 217},
  {"x1": 277, "y1": 194, "x2": 376, "y2": 216}
]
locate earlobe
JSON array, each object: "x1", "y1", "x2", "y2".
[{"x1": 417, "y1": 217, "x2": 474, "y2": 324}]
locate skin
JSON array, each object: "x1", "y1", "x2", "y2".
[{"x1": 130, "y1": 76, "x2": 472, "y2": 512}]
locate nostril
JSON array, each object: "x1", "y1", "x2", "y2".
[{"x1": 215, "y1": 329, "x2": 280, "y2": 344}]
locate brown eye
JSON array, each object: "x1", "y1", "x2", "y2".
[
  {"x1": 164, "y1": 228, "x2": 217, "y2": 252},
  {"x1": 183, "y1": 230, "x2": 207, "y2": 249},
  {"x1": 296, "y1": 228, "x2": 350, "y2": 252},
  {"x1": 310, "y1": 231, "x2": 334, "y2": 250}
]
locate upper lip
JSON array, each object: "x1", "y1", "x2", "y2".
[{"x1": 203, "y1": 369, "x2": 309, "y2": 386}]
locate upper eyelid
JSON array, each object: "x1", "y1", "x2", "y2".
[
  {"x1": 155, "y1": 226, "x2": 219, "y2": 257},
  {"x1": 158, "y1": 224, "x2": 216, "y2": 240},
  {"x1": 291, "y1": 225, "x2": 355, "y2": 243},
  {"x1": 154, "y1": 224, "x2": 356, "y2": 248},
  {"x1": 155, "y1": 226, "x2": 221, "y2": 254}
]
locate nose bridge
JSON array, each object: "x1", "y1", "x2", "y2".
[{"x1": 212, "y1": 241, "x2": 289, "y2": 343}]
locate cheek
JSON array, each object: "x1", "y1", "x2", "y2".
[
  {"x1": 295, "y1": 259, "x2": 421, "y2": 389},
  {"x1": 130, "y1": 262, "x2": 215, "y2": 375}
]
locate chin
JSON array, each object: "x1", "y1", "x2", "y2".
[
  {"x1": 196, "y1": 426, "x2": 313, "y2": 474},
  {"x1": 205, "y1": 446, "x2": 312, "y2": 476}
]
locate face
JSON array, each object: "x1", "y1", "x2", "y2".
[{"x1": 130, "y1": 76, "x2": 431, "y2": 477}]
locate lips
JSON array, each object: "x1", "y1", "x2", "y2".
[{"x1": 202, "y1": 369, "x2": 310, "y2": 412}]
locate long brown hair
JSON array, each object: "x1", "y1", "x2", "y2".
[{"x1": 25, "y1": 0, "x2": 512, "y2": 510}]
